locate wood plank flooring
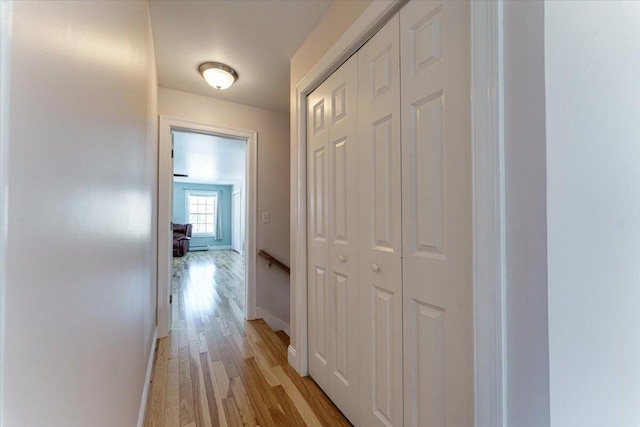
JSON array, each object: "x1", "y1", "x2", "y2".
[{"x1": 144, "y1": 250, "x2": 351, "y2": 427}]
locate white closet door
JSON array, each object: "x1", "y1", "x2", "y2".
[
  {"x1": 358, "y1": 14, "x2": 403, "y2": 427},
  {"x1": 307, "y1": 54, "x2": 360, "y2": 424},
  {"x1": 307, "y1": 67, "x2": 331, "y2": 394},
  {"x1": 400, "y1": 2, "x2": 473, "y2": 426},
  {"x1": 326, "y1": 54, "x2": 361, "y2": 424}
]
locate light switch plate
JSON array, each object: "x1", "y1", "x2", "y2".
[{"x1": 262, "y1": 211, "x2": 270, "y2": 224}]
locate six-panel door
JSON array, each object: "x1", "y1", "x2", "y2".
[
  {"x1": 307, "y1": 53, "x2": 361, "y2": 425},
  {"x1": 357, "y1": 13, "x2": 404, "y2": 427},
  {"x1": 400, "y1": 2, "x2": 473, "y2": 426}
]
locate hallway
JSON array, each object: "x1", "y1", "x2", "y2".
[{"x1": 144, "y1": 251, "x2": 350, "y2": 427}]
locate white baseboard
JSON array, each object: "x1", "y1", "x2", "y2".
[
  {"x1": 137, "y1": 326, "x2": 158, "y2": 427},
  {"x1": 256, "y1": 306, "x2": 290, "y2": 335},
  {"x1": 189, "y1": 245, "x2": 232, "y2": 252},
  {"x1": 245, "y1": 305, "x2": 258, "y2": 321},
  {"x1": 288, "y1": 345, "x2": 298, "y2": 371}
]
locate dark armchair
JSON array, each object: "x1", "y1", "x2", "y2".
[{"x1": 173, "y1": 223, "x2": 192, "y2": 257}]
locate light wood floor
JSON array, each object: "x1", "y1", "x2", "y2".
[{"x1": 144, "y1": 250, "x2": 351, "y2": 427}]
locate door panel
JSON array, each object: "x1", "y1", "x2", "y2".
[
  {"x1": 371, "y1": 116, "x2": 395, "y2": 250},
  {"x1": 312, "y1": 147, "x2": 327, "y2": 239},
  {"x1": 372, "y1": 286, "x2": 394, "y2": 422},
  {"x1": 334, "y1": 272, "x2": 349, "y2": 381},
  {"x1": 400, "y1": 2, "x2": 473, "y2": 426},
  {"x1": 412, "y1": 300, "x2": 446, "y2": 427},
  {"x1": 410, "y1": 91, "x2": 445, "y2": 258},
  {"x1": 327, "y1": 55, "x2": 360, "y2": 424},
  {"x1": 314, "y1": 266, "x2": 328, "y2": 363},
  {"x1": 307, "y1": 54, "x2": 360, "y2": 424},
  {"x1": 332, "y1": 138, "x2": 347, "y2": 240},
  {"x1": 232, "y1": 191, "x2": 241, "y2": 252},
  {"x1": 358, "y1": 14, "x2": 403, "y2": 427}
]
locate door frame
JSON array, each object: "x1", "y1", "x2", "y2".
[
  {"x1": 290, "y1": 1, "x2": 506, "y2": 426},
  {"x1": 0, "y1": 2, "x2": 12, "y2": 425},
  {"x1": 231, "y1": 189, "x2": 243, "y2": 253},
  {"x1": 158, "y1": 116, "x2": 257, "y2": 338}
]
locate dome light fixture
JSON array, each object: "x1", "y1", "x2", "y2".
[{"x1": 198, "y1": 62, "x2": 238, "y2": 90}]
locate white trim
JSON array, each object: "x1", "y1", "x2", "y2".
[
  {"x1": 137, "y1": 327, "x2": 158, "y2": 427},
  {"x1": 256, "y1": 307, "x2": 290, "y2": 336},
  {"x1": 472, "y1": 1, "x2": 506, "y2": 426},
  {"x1": 290, "y1": 0, "x2": 405, "y2": 377},
  {"x1": 287, "y1": 345, "x2": 297, "y2": 368},
  {"x1": 0, "y1": 2, "x2": 11, "y2": 426},
  {"x1": 232, "y1": 190, "x2": 242, "y2": 253},
  {"x1": 158, "y1": 116, "x2": 258, "y2": 338},
  {"x1": 189, "y1": 245, "x2": 232, "y2": 251}
]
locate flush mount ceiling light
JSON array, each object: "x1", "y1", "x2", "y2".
[{"x1": 198, "y1": 62, "x2": 238, "y2": 90}]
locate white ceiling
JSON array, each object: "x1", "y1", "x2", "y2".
[
  {"x1": 173, "y1": 131, "x2": 246, "y2": 185},
  {"x1": 148, "y1": 0, "x2": 332, "y2": 113}
]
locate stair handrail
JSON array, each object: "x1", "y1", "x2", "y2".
[{"x1": 258, "y1": 249, "x2": 290, "y2": 275}]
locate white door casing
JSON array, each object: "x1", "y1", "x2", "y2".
[
  {"x1": 169, "y1": 132, "x2": 174, "y2": 329},
  {"x1": 232, "y1": 191, "x2": 241, "y2": 253},
  {"x1": 400, "y1": 1, "x2": 473, "y2": 426},
  {"x1": 158, "y1": 116, "x2": 258, "y2": 338},
  {"x1": 307, "y1": 54, "x2": 361, "y2": 424},
  {"x1": 471, "y1": 1, "x2": 506, "y2": 424},
  {"x1": 357, "y1": 14, "x2": 404, "y2": 427}
]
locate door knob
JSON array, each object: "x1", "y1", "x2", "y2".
[
  {"x1": 339, "y1": 255, "x2": 346, "y2": 262},
  {"x1": 371, "y1": 263, "x2": 380, "y2": 272}
]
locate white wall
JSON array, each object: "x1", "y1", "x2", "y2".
[
  {"x1": 1, "y1": 1, "x2": 158, "y2": 426},
  {"x1": 158, "y1": 87, "x2": 290, "y2": 329},
  {"x1": 503, "y1": 2, "x2": 550, "y2": 425},
  {"x1": 545, "y1": 2, "x2": 640, "y2": 425}
]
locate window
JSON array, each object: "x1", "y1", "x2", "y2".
[{"x1": 186, "y1": 191, "x2": 218, "y2": 236}]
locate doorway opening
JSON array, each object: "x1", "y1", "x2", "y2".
[
  {"x1": 158, "y1": 116, "x2": 257, "y2": 338},
  {"x1": 172, "y1": 130, "x2": 245, "y2": 253}
]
